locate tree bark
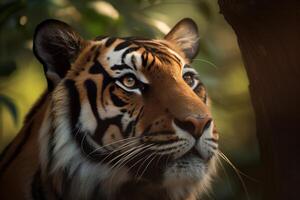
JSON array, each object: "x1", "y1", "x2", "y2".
[{"x1": 218, "y1": 1, "x2": 300, "y2": 199}]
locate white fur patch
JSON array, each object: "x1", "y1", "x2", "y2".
[
  {"x1": 107, "y1": 45, "x2": 129, "y2": 67},
  {"x1": 79, "y1": 101, "x2": 97, "y2": 135}
]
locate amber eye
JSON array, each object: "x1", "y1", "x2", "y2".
[
  {"x1": 122, "y1": 75, "x2": 137, "y2": 88},
  {"x1": 183, "y1": 73, "x2": 195, "y2": 87},
  {"x1": 116, "y1": 73, "x2": 147, "y2": 94}
]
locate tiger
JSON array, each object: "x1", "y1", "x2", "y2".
[{"x1": 0, "y1": 18, "x2": 219, "y2": 200}]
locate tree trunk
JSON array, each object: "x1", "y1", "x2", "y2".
[{"x1": 218, "y1": 1, "x2": 300, "y2": 199}]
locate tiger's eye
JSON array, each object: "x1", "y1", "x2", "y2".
[
  {"x1": 183, "y1": 74, "x2": 195, "y2": 87},
  {"x1": 123, "y1": 76, "x2": 136, "y2": 88}
]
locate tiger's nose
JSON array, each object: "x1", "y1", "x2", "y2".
[{"x1": 174, "y1": 115, "x2": 212, "y2": 139}]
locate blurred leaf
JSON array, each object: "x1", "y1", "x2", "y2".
[
  {"x1": 148, "y1": 0, "x2": 159, "y2": 4},
  {"x1": 0, "y1": 94, "x2": 18, "y2": 124},
  {"x1": 0, "y1": 0, "x2": 25, "y2": 25},
  {"x1": 0, "y1": 60, "x2": 17, "y2": 77},
  {"x1": 197, "y1": 1, "x2": 213, "y2": 20}
]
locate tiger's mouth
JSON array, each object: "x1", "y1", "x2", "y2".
[
  {"x1": 170, "y1": 118, "x2": 219, "y2": 162},
  {"x1": 162, "y1": 130, "x2": 218, "y2": 186},
  {"x1": 184, "y1": 147, "x2": 205, "y2": 160},
  {"x1": 180, "y1": 141, "x2": 217, "y2": 162}
]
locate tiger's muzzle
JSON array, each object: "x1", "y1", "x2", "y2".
[{"x1": 174, "y1": 116, "x2": 218, "y2": 161}]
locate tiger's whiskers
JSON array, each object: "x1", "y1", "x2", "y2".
[
  {"x1": 102, "y1": 143, "x2": 145, "y2": 167},
  {"x1": 107, "y1": 144, "x2": 155, "y2": 193},
  {"x1": 192, "y1": 58, "x2": 218, "y2": 69},
  {"x1": 217, "y1": 150, "x2": 259, "y2": 200},
  {"x1": 113, "y1": 144, "x2": 155, "y2": 174},
  {"x1": 87, "y1": 137, "x2": 141, "y2": 158},
  {"x1": 215, "y1": 155, "x2": 234, "y2": 196},
  {"x1": 136, "y1": 152, "x2": 157, "y2": 181}
]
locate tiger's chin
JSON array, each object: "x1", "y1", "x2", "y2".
[{"x1": 162, "y1": 153, "x2": 217, "y2": 200}]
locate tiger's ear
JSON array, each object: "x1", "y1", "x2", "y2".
[
  {"x1": 33, "y1": 19, "x2": 84, "y2": 90},
  {"x1": 164, "y1": 18, "x2": 199, "y2": 62}
]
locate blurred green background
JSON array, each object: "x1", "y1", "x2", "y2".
[{"x1": 0, "y1": 0, "x2": 261, "y2": 199}]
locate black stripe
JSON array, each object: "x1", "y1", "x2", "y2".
[
  {"x1": 90, "y1": 45, "x2": 97, "y2": 52},
  {"x1": 105, "y1": 37, "x2": 116, "y2": 47},
  {"x1": 157, "y1": 54, "x2": 172, "y2": 65},
  {"x1": 129, "y1": 106, "x2": 144, "y2": 137},
  {"x1": 121, "y1": 47, "x2": 140, "y2": 63},
  {"x1": 136, "y1": 106, "x2": 144, "y2": 123},
  {"x1": 165, "y1": 53, "x2": 181, "y2": 66},
  {"x1": 147, "y1": 53, "x2": 155, "y2": 71},
  {"x1": 87, "y1": 61, "x2": 113, "y2": 109},
  {"x1": 131, "y1": 55, "x2": 137, "y2": 70},
  {"x1": 141, "y1": 51, "x2": 149, "y2": 67},
  {"x1": 172, "y1": 53, "x2": 181, "y2": 64},
  {"x1": 109, "y1": 86, "x2": 128, "y2": 107},
  {"x1": 89, "y1": 62, "x2": 103, "y2": 74},
  {"x1": 86, "y1": 46, "x2": 98, "y2": 62},
  {"x1": 84, "y1": 79, "x2": 100, "y2": 120},
  {"x1": 0, "y1": 122, "x2": 33, "y2": 177},
  {"x1": 46, "y1": 77, "x2": 55, "y2": 92},
  {"x1": 129, "y1": 106, "x2": 136, "y2": 118},
  {"x1": 120, "y1": 108, "x2": 127, "y2": 113},
  {"x1": 141, "y1": 124, "x2": 152, "y2": 136},
  {"x1": 31, "y1": 168, "x2": 46, "y2": 200},
  {"x1": 115, "y1": 40, "x2": 132, "y2": 51},
  {"x1": 64, "y1": 79, "x2": 81, "y2": 128},
  {"x1": 93, "y1": 46, "x2": 101, "y2": 63},
  {"x1": 123, "y1": 120, "x2": 134, "y2": 138},
  {"x1": 111, "y1": 64, "x2": 132, "y2": 71}
]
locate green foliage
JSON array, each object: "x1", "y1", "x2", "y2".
[
  {"x1": 0, "y1": 94, "x2": 18, "y2": 124},
  {"x1": 0, "y1": 60, "x2": 16, "y2": 77}
]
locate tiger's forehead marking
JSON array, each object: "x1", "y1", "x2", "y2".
[
  {"x1": 99, "y1": 37, "x2": 185, "y2": 66},
  {"x1": 87, "y1": 38, "x2": 187, "y2": 84}
]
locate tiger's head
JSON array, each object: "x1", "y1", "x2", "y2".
[{"x1": 35, "y1": 18, "x2": 219, "y2": 200}]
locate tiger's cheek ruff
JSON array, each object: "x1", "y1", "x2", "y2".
[{"x1": 38, "y1": 81, "x2": 131, "y2": 200}]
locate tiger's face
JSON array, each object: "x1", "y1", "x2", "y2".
[{"x1": 34, "y1": 18, "x2": 218, "y2": 199}]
